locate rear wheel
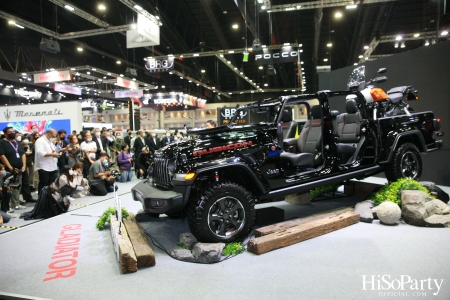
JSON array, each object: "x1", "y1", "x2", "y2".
[
  {"x1": 385, "y1": 142, "x2": 422, "y2": 182},
  {"x1": 188, "y1": 182, "x2": 255, "y2": 243}
]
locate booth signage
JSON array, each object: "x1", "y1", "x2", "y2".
[
  {"x1": 254, "y1": 47, "x2": 298, "y2": 65},
  {"x1": 114, "y1": 89, "x2": 143, "y2": 98},
  {"x1": 145, "y1": 57, "x2": 174, "y2": 73},
  {"x1": 154, "y1": 98, "x2": 178, "y2": 104},
  {"x1": 218, "y1": 108, "x2": 249, "y2": 125},
  {"x1": 34, "y1": 70, "x2": 71, "y2": 83},
  {"x1": 54, "y1": 83, "x2": 82, "y2": 95},
  {"x1": 137, "y1": 13, "x2": 160, "y2": 45},
  {"x1": 14, "y1": 89, "x2": 42, "y2": 99},
  {"x1": 116, "y1": 77, "x2": 139, "y2": 90},
  {"x1": 126, "y1": 29, "x2": 155, "y2": 49}
]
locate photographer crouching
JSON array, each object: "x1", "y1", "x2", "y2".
[
  {"x1": 136, "y1": 146, "x2": 152, "y2": 179},
  {"x1": 0, "y1": 164, "x2": 13, "y2": 223},
  {"x1": 88, "y1": 153, "x2": 119, "y2": 196}
]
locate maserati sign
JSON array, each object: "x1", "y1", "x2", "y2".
[{"x1": 254, "y1": 46, "x2": 298, "y2": 65}]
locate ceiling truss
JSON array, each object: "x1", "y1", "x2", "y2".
[
  {"x1": 265, "y1": 0, "x2": 398, "y2": 13},
  {"x1": 47, "y1": 0, "x2": 109, "y2": 27}
]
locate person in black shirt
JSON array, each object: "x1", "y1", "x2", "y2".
[
  {"x1": 136, "y1": 147, "x2": 151, "y2": 179},
  {"x1": 56, "y1": 130, "x2": 69, "y2": 174},
  {"x1": 0, "y1": 127, "x2": 35, "y2": 212},
  {"x1": 146, "y1": 131, "x2": 160, "y2": 153},
  {"x1": 124, "y1": 129, "x2": 132, "y2": 149}
]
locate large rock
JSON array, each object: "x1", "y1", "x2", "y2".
[
  {"x1": 425, "y1": 200, "x2": 450, "y2": 216},
  {"x1": 192, "y1": 243, "x2": 225, "y2": 263},
  {"x1": 420, "y1": 181, "x2": 449, "y2": 204},
  {"x1": 377, "y1": 202, "x2": 401, "y2": 225},
  {"x1": 179, "y1": 232, "x2": 198, "y2": 250},
  {"x1": 424, "y1": 215, "x2": 450, "y2": 228},
  {"x1": 354, "y1": 200, "x2": 374, "y2": 223},
  {"x1": 401, "y1": 190, "x2": 432, "y2": 226},
  {"x1": 170, "y1": 247, "x2": 196, "y2": 262}
]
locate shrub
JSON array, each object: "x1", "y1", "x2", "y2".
[
  {"x1": 222, "y1": 242, "x2": 245, "y2": 256},
  {"x1": 370, "y1": 178, "x2": 432, "y2": 206},
  {"x1": 176, "y1": 242, "x2": 188, "y2": 249},
  {"x1": 310, "y1": 184, "x2": 341, "y2": 199},
  {"x1": 96, "y1": 206, "x2": 130, "y2": 230}
]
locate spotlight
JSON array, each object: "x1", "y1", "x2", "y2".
[
  {"x1": 413, "y1": 33, "x2": 420, "y2": 38},
  {"x1": 335, "y1": 12, "x2": 342, "y2": 18},
  {"x1": 364, "y1": 45, "x2": 369, "y2": 49},
  {"x1": 232, "y1": 24, "x2": 238, "y2": 29},
  {"x1": 64, "y1": 5, "x2": 74, "y2": 11},
  {"x1": 424, "y1": 39, "x2": 429, "y2": 46},
  {"x1": 77, "y1": 47, "x2": 83, "y2": 52},
  {"x1": 98, "y1": 4, "x2": 106, "y2": 10},
  {"x1": 394, "y1": 42, "x2": 399, "y2": 48},
  {"x1": 116, "y1": 61, "x2": 121, "y2": 64},
  {"x1": 327, "y1": 43, "x2": 332, "y2": 47},
  {"x1": 400, "y1": 42, "x2": 405, "y2": 48},
  {"x1": 441, "y1": 31, "x2": 448, "y2": 36},
  {"x1": 395, "y1": 35, "x2": 402, "y2": 41}
]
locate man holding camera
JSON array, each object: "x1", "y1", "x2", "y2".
[
  {"x1": 88, "y1": 153, "x2": 118, "y2": 196},
  {"x1": 0, "y1": 127, "x2": 34, "y2": 211},
  {"x1": 34, "y1": 128, "x2": 60, "y2": 197}
]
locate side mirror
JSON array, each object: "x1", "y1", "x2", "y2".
[
  {"x1": 374, "y1": 76, "x2": 387, "y2": 83},
  {"x1": 378, "y1": 68, "x2": 387, "y2": 74}
]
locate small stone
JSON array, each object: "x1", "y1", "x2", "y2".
[
  {"x1": 179, "y1": 232, "x2": 198, "y2": 250},
  {"x1": 371, "y1": 206, "x2": 378, "y2": 219},
  {"x1": 377, "y1": 202, "x2": 401, "y2": 225},
  {"x1": 420, "y1": 181, "x2": 436, "y2": 191},
  {"x1": 354, "y1": 200, "x2": 374, "y2": 223},
  {"x1": 424, "y1": 215, "x2": 450, "y2": 228},
  {"x1": 169, "y1": 247, "x2": 196, "y2": 262},
  {"x1": 192, "y1": 243, "x2": 225, "y2": 263}
]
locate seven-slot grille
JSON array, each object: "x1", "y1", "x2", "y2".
[{"x1": 153, "y1": 156, "x2": 172, "y2": 188}]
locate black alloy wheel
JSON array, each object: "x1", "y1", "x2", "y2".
[{"x1": 385, "y1": 142, "x2": 422, "y2": 182}]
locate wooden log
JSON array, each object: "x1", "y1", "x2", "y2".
[
  {"x1": 123, "y1": 212, "x2": 156, "y2": 268},
  {"x1": 255, "y1": 207, "x2": 354, "y2": 237},
  {"x1": 248, "y1": 211, "x2": 360, "y2": 255},
  {"x1": 110, "y1": 215, "x2": 138, "y2": 273}
]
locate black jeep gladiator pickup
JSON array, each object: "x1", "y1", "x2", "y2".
[{"x1": 132, "y1": 66, "x2": 444, "y2": 243}]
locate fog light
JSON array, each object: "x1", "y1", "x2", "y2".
[{"x1": 185, "y1": 172, "x2": 195, "y2": 180}]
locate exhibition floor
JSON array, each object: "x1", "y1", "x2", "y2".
[{"x1": 0, "y1": 177, "x2": 449, "y2": 300}]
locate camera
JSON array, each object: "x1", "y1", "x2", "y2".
[
  {"x1": 110, "y1": 170, "x2": 121, "y2": 177},
  {"x1": 3, "y1": 169, "x2": 22, "y2": 189}
]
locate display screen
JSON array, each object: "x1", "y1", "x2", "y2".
[{"x1": 0, "y1": 119, "x2": 71, "y2": 135}]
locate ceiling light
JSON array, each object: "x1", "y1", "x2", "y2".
[
  {"x1": 335, "y1": 12, "x2": 342, "y2": 18},
  {"x1": 264, "y1": 83, "x2": 268, "y2": 86},
  {"x1": 323, "y1": 58, "x2": 328, "y2": 62},
  {"x1": 258, "y1": 0, "x2": 263, "y2": 3},
  {"x1": 232, "y1": 24, "x2": 238, "y2": 29},
  {"x1": 8, "y1": 20, "x2": 15, "y2": 25},
  {"x1": 132, "y1": 78, "x2": 136, "y2": 81},
  {"x1": 413, "y1": 33, "x2": 420, "y2": 38},
  {"x1": 107, "y1": 73, "x2": 111, "y2": 75},
  {"x1": 394, "y1": 42, "x2": 399, "y2": 48},
  {"x1": 261, "y1": 5, "x2": 266, "y2": 10},
  {"x1": 201, "y1": 69, "x2": 205, "y2": 73},
  {"x1": 400, "y1": 42, "x2": 405, "y2": 48},
  {"x1": 14, "y1": 24, "x2": 24, "y2": 29},
  {"x1": 354, "y1": 63, "x2": 358, "y2": 66},
  {"x1": 116, "y1": 61, "x2": 121, "y2": 64},
  {"x1": 193, "y1": 53, "x2": 199, "y2": 57},
  {"x1": 120, "y1": 74, "x2": 124, "y2": 77},
  {"x1": 228, "y1": 50, "x2": 235, "y2": 53},
  {"x1": 134, "y1": 5, "x2": 143, "y2": 10},
  {"x1": 227, "y1": 61, "x2": 231, "y2": 64},
  {"x1": 395, "y1": 35, "x2": 402, "y2": 41},
  {"x1": 21, "y1": 73, "x2": 27, "y2": 76},
  {"x1": 239, "y1": 71, "x2": 243, "y2": 75},
  {"x1": 364, "y1": 45, "x2": 369, "y2": 49},
  {"x1": 131, "y1": 24, "x2": 137, "y2": 30},
  {"x1": 64, "y1": 5, "x2": 75, "y2": 11},
  {"x1": 424, "y1": 39, "x2": 430, "y2": 46},
  {"x1": 441, "y1": 31, "x2": 448, "y2": 36},
  {"x1": 162, "y1": 85, "x2": 165, "y2": 88},
  {"x1": 77, "y1": 47, "x2": 83, "y2": 52},
  {"x1": 346, "y1": 5, "x2": 357, "y2": 9},
  {"x1": 98, "y1": 4, "x2": 106, "y2": 10},
  {"x1": 327, "y1": 43, "x2": 332, "y2": 47},
  {"x1": 87, "y1": 71, "x2": 90, "y2": 74},
  {"x1": 358, "y1": 55, "x2": 363, "y2": 58}
]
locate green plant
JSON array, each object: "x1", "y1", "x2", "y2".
[
  {"x1": 176, "y1": 242, "x2": 188, "y2": 249},
  {"x1": 310, "y1": 184, "x2": 341, "y2": 199},
  {"x1": 370, "y1": 178, "x2": 432, "y2": 206},
  {"x1": 96, "y1": 206, "x2": 130, "y2": 230},
  {"x1": 222, "y1": 242, "x2": 245, "y2": 256}
]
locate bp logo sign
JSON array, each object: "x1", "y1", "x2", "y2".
[{"x1": 218, "y1": 108, "x2": 249, "y2": 124}]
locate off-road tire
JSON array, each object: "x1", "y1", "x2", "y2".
[
  {"x1": 385, "y1": 142, "x2": 422, "y2": 182},
  {"x1": 187, "y1": 181, "x2": 255, "y2": 243}
]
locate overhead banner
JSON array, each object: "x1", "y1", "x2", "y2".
[
  {"x1": 14, "y1": 89, "x2": 42, "y2": 99},
  {"x1": 145, "y1": 57, "x2": 174, "y2": 73},
  {"x1": 254, "y1": 46, "x2": 298, "y2": 65},
  {"x1": 116, "y1": 77, "x2": 139, "y2": 90},
  {"x1": 115, "y1": 89, "x2": 144, "y2": 98},
  {"x1": 137, "y1": 13, "x2": 160, "y2": 45},
  {"x1": 54, "y1": 83, "x2": 82, "y2": 95},
  {"x1": 217, "y1": 107, "x2": 249, "y2": 125},
  {"x1": 126, "y1": 29, "x2": 156, "y2": 49},
  {"x1": 34, "y1": 70, "x2": 71, "y2": 83}
]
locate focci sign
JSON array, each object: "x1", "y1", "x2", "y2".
[
  {"x1": 255, "y1": 46, "x2": 298, "y2": 65},
  {"x1": 145, "y1": 57, "x2": 174, "y2": 73},
  {"x1": 218, "y1": 108, "x2": 249, "y2": 125},
  {"x1": 116, "y1": 77, "x2": 139, "y2": 90},
  {"x1": 34, "y1": 70, "x2": 71, "y2": 83}
]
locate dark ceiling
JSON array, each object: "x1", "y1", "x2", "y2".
[{"x1": 0, "y1": 0, "x2": 449, "y2": 104}]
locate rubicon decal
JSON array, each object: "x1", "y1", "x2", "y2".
[
  {"x1": 43, "y1": 224, "x2": 82, "y2": 282},
  {"x1": 193, "y1": 141, "x2": 253, "y2": 157}
]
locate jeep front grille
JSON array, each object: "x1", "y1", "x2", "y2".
[{"x1": 153, "y1": 157, "x2": 172, "y2": 188}]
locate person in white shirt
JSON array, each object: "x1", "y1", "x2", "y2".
[
  {"x1": 80, "y1": 132, "x2": 97, "y2": 178},
  {"x1": 34, "y1": 129, "x2": 60, "y2": 197}
]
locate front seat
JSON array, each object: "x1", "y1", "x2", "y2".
[
  {"x1": 280, "y1": 109, "x2": 297, "y2": 139},
  {"x1": 280, "y1": 105, "x2": 322, "y2": 167},
  {"x1": 335, "y1": 99, "x2": 363, "y2": 163}
]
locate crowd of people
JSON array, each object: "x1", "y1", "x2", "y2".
[{"x1": 0, "y1": 121, "x2": 218, "y2": 224}]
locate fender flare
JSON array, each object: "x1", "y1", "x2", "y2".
[{"x1": 379, "y1": 130, "x2": 427, "y2": 164}]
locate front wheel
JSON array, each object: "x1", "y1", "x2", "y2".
[
  {"x1": 188, "y1": 182, "x2": 255, "y2": 243},
  {"x1": 385, "y1": 142, "x2": 422, "y2": 182}
]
